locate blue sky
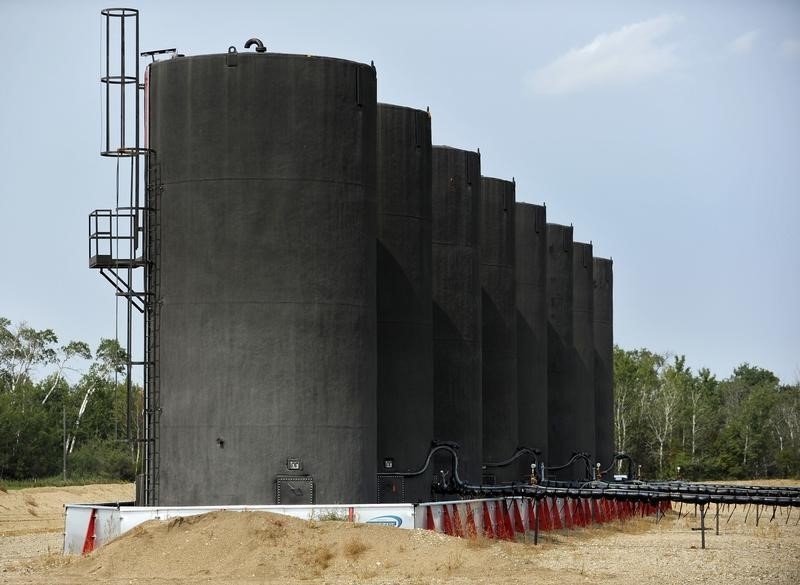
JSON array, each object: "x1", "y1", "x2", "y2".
[{"x1": 1, "y1": 1, "x2": 798, "y2": 384}]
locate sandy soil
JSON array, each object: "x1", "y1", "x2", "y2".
[
  {"x1": 0, "y1": 482, "x2": 133, "y2": 574},
  {"x1": 1, "y1": 481, "x2": 798, "y2": 584},
  {"x1": 0, "y1": 483, "x2": 134, "y2": 536}
]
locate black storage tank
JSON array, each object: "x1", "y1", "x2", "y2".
[
  {"x1": 478, "y1": 177, "x2": 517, "y2": 483},
  {"x1": 515, "y1": 203, "x2": 548, "y2": 477},
  {"x1": 572, "y1": 242, "x2": 595, "y2": 461},
  {"x1": 376, "y1": 103, "x2": 433, "y2": 502},
  {"x1": 431, "y1": 146, "x2": 482, "y2": 483},
  {"x1": 545, "y1": 223, "x2": 574, "y2": 474},
  {"x1": 148, "y1": 52, "x2": 377, "y2": 505},
  {"x1": 593, "y1": 257, "x2": 614, "y2": 470}
]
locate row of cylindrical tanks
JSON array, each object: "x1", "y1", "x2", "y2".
[{"x1": 147, "y1": 49, "x2": 612, "y2": 506}]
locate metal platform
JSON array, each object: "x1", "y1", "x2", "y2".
[{"x1": 89, "y1": 254, "x2": 147, "y2": 269}]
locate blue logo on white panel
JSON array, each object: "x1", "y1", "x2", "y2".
[{"x1": 366, "y1": 515, "x2": 403, "y2": 527}]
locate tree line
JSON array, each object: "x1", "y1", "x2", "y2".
[
  {"x1": 0, "y1": 317, "x2": 141, "y2": 482},
  {"x1": 1, "y1": 316, "x2": 798, "y2": 482},
  {"x1": 614, "y1": 346, "x2": 800, "y2": 480}
]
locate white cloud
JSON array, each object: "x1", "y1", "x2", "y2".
[
  {"x1": 526, "y1": 15, "x2": 681, "y2": 96},
  {"x1": 729, "y1": 30, "x2": 759, "y2": 54},
  {"x1": 781, "y1": 38, "x2": 800, "y2": 59}
]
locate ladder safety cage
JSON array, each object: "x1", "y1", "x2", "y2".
[{"x1": 90, "y1": 7, "x2": 162, "y2": 506}]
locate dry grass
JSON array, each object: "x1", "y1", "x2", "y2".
[
  {"x1": 298, "y1": 543, "x2": 335, "y2": 574},
  {"x1": 465, "y1": 534, "x2": 492, "y2": 549},
  {"x1": 314, "y1": 510, "x2": 347, "y2": 522},
  {"x1": 445, "y1": 551, "x2": 464, "y2": 573},
  {"x1": 34, "y1": 553, "x2": 72, "y2": 570},
  {"x1": 255, "y1": 521, "x2": 286, "y2": 542},
  {"x1": 342, "y1": 537, "x2": 368, "y2": 559},
  {"x1": 22, "y1": 494, "x2": 38, "y2": 507}
]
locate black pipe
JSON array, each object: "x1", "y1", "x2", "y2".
[
  {"x1": 600, "y1": 453, "x2": 635, "y2": 479},
  {"x1": 244, "y1": 38, "x2": 266, "y2": 52},
  {"x1": 483, "y1": 447, "x2": 541, "y2": 469},
  {"x1": 416, "y1": 444, "x2": 800, "y2": 508},
  {"x1": 545, "y1": 452, "x2": 592, "y2": 480}
]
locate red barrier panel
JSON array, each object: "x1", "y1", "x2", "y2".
[
  {"x1": 442, "y1": 505, "x2": 454, "y2": 536},
  {"x1": 451, "y1": 504, "x2": 465, "y2": 538},
  {"x1": 563, "y1": 498, "x2": 574, "y2": 528},
  {"x1": 421, "y1": 495, "x2": 668, "y2": 540},
  {"x1": 526, "y1": 499, "x2": 537, "y2": 532},
  {"x1": 482, "y1": 501, "x2": 495, "y2": 539},
  {"x1": 465, "y1": 502, "x2": 477, "y2": 538},
  {"x1": 426, "y1": 506, "x2": 436, "y2": 531},
  {"x1": 497, "y1": 501, "x2": 515, "y2": 541},
  {"x1": 551, "y1": 497, "x2": 564, "y2": 530},
  {"x1": 574, "y1": 499, "x2": 586, "y2": 528},
  {"x1": 82, "y1": 509, "x2": 97, "y2": 554},
  {"x1": 513, "y1": 500, "x2": 525, "y2": 534},
  {"x1": 604, "y1": 499, "x2": 613, "y2": 522},
  {"x1": 539, "y1": 498, "x2": 552, "y2": 531},
  {"x1": 583, "y1": 499, "x2": 592, "y2": 526},
  {"x1": 593, "y1": 499, "x2": 603, "y2": 523}
]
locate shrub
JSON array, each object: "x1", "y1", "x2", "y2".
[{"x1": 69, "y1": 439, "x2": 135, "y2": 481}]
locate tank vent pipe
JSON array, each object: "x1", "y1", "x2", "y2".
[{"x1": 244, "y1": 38, "x2": 267, "y2": 52}]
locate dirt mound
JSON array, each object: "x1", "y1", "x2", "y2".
[{"x1": 52, "y1": 510, "x2": 560, "y2": 584}]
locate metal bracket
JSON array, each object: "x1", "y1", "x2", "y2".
[{"x1": 226, "y1": 46, "x2": 238, "y2": 67}]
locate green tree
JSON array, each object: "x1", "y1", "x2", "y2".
[
  {"x1": 40, "y1": 340, "x2": 91, "y2": 405},
  {"x1": 67, "y1": 338, "x2": 127, "y2": 454},
  {"x1": 771, "y1": 384, "x2": 800, "y2": 476},
  {"x1": 709, "y1": 365, "x2": 783, "y2": 478},
  {"x1": 613, "y1": 346, "x2": 662, "y2": 474},
  {"x1": 0, "y1": 318, "x2": 58, "y2": 403},
  {"x1": 0, "y1": 318, "x2": 139, "y2": 482}
]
